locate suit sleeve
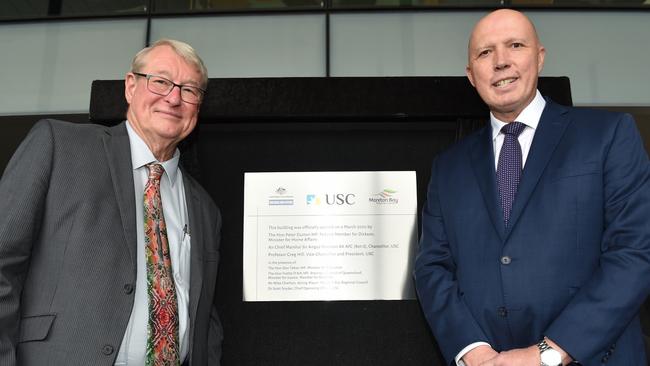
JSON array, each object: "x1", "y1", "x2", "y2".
[
  {"x1": 414, "y1": 157, "x2": 490, "y2": 364},
  {"x1": 545, "y1": 113, "x2": 650, "y2": 361},
  {"x1": 0, "y1": 120, "x2": 54, "y2": 365},
  {"x1": 207, "y1": 206, "x2": 224, "y2": 365}
]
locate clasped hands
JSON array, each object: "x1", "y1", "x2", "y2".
[
  {"x1": 463, "y1": 345, "x2": 538, "y2": 366},
  {"x1": 463, "y1": 340, "x2": 571, "y2": 366}
]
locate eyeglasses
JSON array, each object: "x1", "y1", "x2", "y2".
[{"x1": 133, "y1": 72, "x2": 205, "y2": 105}]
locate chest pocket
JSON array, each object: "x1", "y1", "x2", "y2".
[
  {"x1": 19, "y1": 314, "x2": 56, "y2": 342},
  {"x1": 549, "y1": 162, "x2": 599, "y2": 181}
]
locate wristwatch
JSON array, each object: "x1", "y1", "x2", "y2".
[{"x1": 538, "y1": 339, "x2": 562, "y2": 366}]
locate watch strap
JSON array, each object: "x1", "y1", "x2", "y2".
[{"x1": 538, "y1": 339, "x2": 552, "y2": 352}]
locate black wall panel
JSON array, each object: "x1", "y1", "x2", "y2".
[{"x1": 88, "y1": 76, "x2": 572, "y2": 365}]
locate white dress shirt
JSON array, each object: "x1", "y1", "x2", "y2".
[
  {"x1": 114, "y1": 121, "x2": 192, "y2": 365},
  {"x1": 455, "y1": 90, "x2": 546, "y2": 366},
  {"x1": 490, "y1": 90, "x2": 546, "y2": 170}
]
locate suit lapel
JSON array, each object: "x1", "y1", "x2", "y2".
[
  {"x1": 505, "y1": 100, "x2": 571, "y2": 239},
  {"x1": 470, "y1": 125, "x2": 506, "y2": 241},
  {"x1": 183, "y1": 171, "x2": 204, "y2": 342},
  {"x1": 102, "y1": 122, "x2": 137, "y2": 271}
]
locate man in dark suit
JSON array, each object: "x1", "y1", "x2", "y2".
[
  {"x1": 0, "y1": 39, "x2": 222, "y2": 365},
  {"x1": 414, "y1": 9, "x2": 650, "y2": 366}
]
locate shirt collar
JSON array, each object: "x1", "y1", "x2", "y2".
[
  {"x1": 125, "y1": 120, "x2": 181, "y2": 187},
  {"x1": 490, "y1": 90, "x2": 546, "y2": 141}
]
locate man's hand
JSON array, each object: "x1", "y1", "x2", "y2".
[
  {"x1": 476, "y1": 339, "x2": 573, "y2": 366},
  {"x1": 477, "y1": 345, "x2": 539, "y2": 366},
  {"x1": 462, "y1": 345, "x2": 499, "y2": 366}
]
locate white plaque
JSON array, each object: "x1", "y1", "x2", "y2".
[{"x1": 243, "y1": 171, "x2": 418, "y2": 301}]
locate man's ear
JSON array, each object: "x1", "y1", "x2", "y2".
[
  {"x1": 124, "y1": 72, "x2": 136, "y2": 105},
  {"x1": 537, "y1": 45, "x2": 546, "y2": 73},
  {"x1": 466, "y1": 66, "x2": 476, "y2": 87}
]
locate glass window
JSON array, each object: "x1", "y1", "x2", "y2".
[
  {"x1": 59, "y1": 0, "x2": 146, "y2": 15},
  {"x1": 1, "y1": 0, "x2": 146, "y2": 19},
  {"x1": 332, "y1": 0, "x2": 501, "y2": 7},
  {"x1": 153, "y1": 0, "x2": 323, "y2": 12},
  {"x1": 1, "y1": 0, "x2": 647, "y2": 24},
  {"x1": 1, "y1": 0, "x2": 50, "y2": 19},
  {"x1": 331, "y1": 0, "x2": 650, "y2": 6}
]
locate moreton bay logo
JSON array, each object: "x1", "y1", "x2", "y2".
[
  {"x1": 268, "y1": 187, "x2": 294, "y2": 206},
  {"x1": 369, "y1": 189, "x2": 399, "y2": 204}
]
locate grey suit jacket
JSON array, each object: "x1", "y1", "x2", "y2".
[{"x1": 0, "y1": 120, "x2": 222, "y2": 365}]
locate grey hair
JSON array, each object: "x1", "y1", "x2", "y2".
[{"x1": 130, "y1": 38, "x2": 208, "y2": 89}]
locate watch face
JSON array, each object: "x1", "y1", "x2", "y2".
[{"x1": 541, "y1": 349, "x2": 562, "y2": 366}]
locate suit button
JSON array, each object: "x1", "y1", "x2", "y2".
[
  {"x1": 500, "y1": 256, "x2": 511, "y2": 265},
  {"x1": 497, "y1": 307, "x2": 508, "y2": 317},
  {"x1": 102, "y1": 345, "x2": 114, "y2": 355},
  {"x1": 123, "y1": 284, "x2": 134, "y2": 294}
]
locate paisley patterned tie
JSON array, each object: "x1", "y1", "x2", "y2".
[
  {"x1": 496, "y1": 122, "x2": 526, "y2": 227},
  {"x1": 144, "y1": 163, "x2": 180, "y2": 366}
]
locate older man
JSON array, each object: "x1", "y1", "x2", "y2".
[
  {"x1": 0, "y1": 39, "x2": 222, "y2": 366},
  {"x1": 415, "y1": 9, "x2": 650, "y2": 366}
]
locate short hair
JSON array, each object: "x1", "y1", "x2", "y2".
[{"x1": 130, "y1": 38, "x2": 208, "y2": 89}]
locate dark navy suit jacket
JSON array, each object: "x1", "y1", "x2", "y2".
[{"x1": 415, "y1": 99, "x2": 650, "y2": 365}]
